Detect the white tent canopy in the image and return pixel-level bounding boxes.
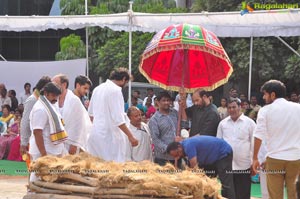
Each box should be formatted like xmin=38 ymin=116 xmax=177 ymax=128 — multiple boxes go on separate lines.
xmin=0 ymin=9 xmax=300 ymax=37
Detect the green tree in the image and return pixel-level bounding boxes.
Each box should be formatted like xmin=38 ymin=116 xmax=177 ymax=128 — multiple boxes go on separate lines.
xmin=96 ymin=31 xmax=154 ymax=82
xmin=55 ymin=34 xmax=86 ymax=60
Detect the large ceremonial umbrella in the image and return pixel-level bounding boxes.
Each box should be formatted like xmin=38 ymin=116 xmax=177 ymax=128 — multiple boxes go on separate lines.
xmin=139 ymin=23 xmax=233 ymax=139
xmin=139 ymin=23 xmax=233 ymax=93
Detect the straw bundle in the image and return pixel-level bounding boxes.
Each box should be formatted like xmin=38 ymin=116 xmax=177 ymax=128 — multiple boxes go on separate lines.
xmin=28 ymin=152 xmax=223 ymax=199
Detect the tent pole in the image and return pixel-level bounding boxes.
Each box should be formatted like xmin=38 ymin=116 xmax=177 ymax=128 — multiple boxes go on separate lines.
xmin=248 ymin=37 xmax=253 ymax=101
xmin=0 ymin=54 xmax=7 ymax=61
xmin=276 ymin=36 xmax=300 ymax=58
xmin=128 ymin=1 xmax=133 ymax=107
xmin=85 ymin=0 xmax=89 ymax=79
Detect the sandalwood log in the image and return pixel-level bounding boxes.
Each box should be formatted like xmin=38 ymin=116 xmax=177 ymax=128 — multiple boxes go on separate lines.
xmin=60 ymin=173 xmax=99 ymax=187
xmin=33 ymin=180 xmax=96 ymax=194
xmin=28 ymin=182 xmax=71 ymax=194
xmin=33 ymin=180 xmax=131 ymax=195
xmin=23 ymin=193 xmax=91 ymax=199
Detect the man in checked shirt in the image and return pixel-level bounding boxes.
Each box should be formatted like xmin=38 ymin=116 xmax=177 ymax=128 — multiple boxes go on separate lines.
xmin=148 ymin=91 xmax=188 ymax=166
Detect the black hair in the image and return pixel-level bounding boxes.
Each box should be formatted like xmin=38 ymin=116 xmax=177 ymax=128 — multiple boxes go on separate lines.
xmin=109 ymin=67 xmax=130 ymax=81
xmin=133 ymin=90 xmax=140 ymax=95
xmin=199 ymin=90 xmax=211 ymax=98
xmin=35 ymin=76 xmax=51 ymax=91
xmin=1 ymin=104 xmax=11 ymax=112
xmin=40 ymin=82 xmax=62 ymax=96
xmin=74 ymin=75 xmax=92 ymax=88
xmin=9 ymin=90 xmax=16 ymax=97
xmin=260 ymin=80 xmax=286 ymax=98
xmin=156 ymin=91 xmax=171 ymax=101
xmin=24 ymin=82 xmax=31 ymax=89
xmin=166 ymin=142 xmax=181 ymax=154
xmin=147 ymin=88 xmax=154 ymax=91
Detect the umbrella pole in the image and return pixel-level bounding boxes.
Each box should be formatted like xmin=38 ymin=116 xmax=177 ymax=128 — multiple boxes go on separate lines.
xmin=175 ymin=50 xmax=188 ymax=169
xmin=176 ymin=49 xmax=188 ymax=136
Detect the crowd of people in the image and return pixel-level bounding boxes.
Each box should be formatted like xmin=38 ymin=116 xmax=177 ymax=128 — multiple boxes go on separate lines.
xmin=0 ymin=68 xmax=299 ymax=199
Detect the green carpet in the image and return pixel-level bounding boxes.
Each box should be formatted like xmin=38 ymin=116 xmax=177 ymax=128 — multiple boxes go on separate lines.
xmin=0 ymin=160 xmax=28 ymax=176
xmin=251 ymin=183 xmax=262 ymax=198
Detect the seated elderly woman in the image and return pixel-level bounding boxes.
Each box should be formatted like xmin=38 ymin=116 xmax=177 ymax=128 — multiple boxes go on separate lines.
xmin=0 ymin=106 xmax=22 ymax=160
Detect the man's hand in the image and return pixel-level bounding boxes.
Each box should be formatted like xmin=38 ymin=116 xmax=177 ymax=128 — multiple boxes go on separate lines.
xmin=69 ymin=144 xmax=77 ymax=155
xmin=252 ymin=159 xmax=260 ymax=175
xmin=129 ymin=136 xmax=138 ymax=147
xmin=175 ymin=136 xmax=183 ymax=142
xmin=20 ymin=145 xmax=28 ymax=155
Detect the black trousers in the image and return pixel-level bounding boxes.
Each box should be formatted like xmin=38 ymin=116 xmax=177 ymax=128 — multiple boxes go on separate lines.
xmin=199 ymin=153 xmax=236 ymax=199
xmin=215 ymin=153 xmax=236 ymax=199
xmin=233 ymin=168 xmax=251 ymax=199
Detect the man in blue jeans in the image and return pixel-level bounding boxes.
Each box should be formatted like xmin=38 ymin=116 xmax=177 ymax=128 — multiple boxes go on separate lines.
xmin=167 ymin=135 xmax=236 ymax=199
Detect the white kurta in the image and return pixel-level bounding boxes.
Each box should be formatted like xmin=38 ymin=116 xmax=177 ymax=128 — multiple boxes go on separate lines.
xmin=87 ymin=79 xmax=127 ymax=162
xmin=60 ymin=90 xmax=92 ymax=151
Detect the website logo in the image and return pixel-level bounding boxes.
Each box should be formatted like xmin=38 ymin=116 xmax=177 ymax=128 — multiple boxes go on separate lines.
xmin=241 ymin=2 xmax=254 ymax=15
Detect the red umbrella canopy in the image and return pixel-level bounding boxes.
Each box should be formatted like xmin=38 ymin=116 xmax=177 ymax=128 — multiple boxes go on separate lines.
xmin=139 ymin=23 xmax=233 ymax=93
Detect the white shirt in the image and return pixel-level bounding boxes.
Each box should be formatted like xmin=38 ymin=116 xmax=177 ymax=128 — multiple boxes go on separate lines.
xmin=29 ymin=99 xmax=65 ymax=156
xmin=126 ymin=123 xmax=153 ymax=162
xmin=217 ymin=114 xmax=256 ymax=170
xmin=87 ymin=79 xmax=127 ymax=162
xmin=59 ymin=90 xmax=92 ymax=151
xmin=254 ymin=98 xmax=300 ymax=160
xmin=20 ymin=92 xmax=31 ymax=104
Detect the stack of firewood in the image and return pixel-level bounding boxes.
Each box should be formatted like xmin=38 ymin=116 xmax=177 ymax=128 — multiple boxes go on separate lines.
xmin=25 ymin=153 xmax=223 ymax=199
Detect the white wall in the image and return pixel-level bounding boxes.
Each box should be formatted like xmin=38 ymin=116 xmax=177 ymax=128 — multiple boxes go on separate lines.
xmin=0 ymin=59 xmax=86 ymax=102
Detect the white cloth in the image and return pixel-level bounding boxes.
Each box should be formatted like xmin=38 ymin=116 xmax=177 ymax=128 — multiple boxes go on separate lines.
xmin=217 ymin=106 xmax=229 ymax=120
xmin=29 ymin=98 xmax=65 ymax=156
xmin=126 ymin=123 xmax=153 ymax=162
xmin=19 ymin=92 xmax=31 ymax=104
xmin=254 ymin=98 xmax=300 ymax=161
xmin=0 ymin=96 xmax=11 ymax=111
xmin=87 ymin=79 xmax=127 ymax=162
xmin=217 ymin=114 xmax=256 ymax=170
xmin=142 ymin=95 xmax=156 ymax=106
xmin=173 ymin=94 xmax=193 ymax=111
xmin=59 ymin=90 xmax=92 ymax=151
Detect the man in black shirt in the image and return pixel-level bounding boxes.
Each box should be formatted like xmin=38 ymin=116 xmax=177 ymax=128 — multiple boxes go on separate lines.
xmin=181 ymin=90 xmax=220 ymax=137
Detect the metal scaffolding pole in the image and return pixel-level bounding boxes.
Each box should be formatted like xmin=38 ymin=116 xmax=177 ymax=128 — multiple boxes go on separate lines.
xmin=248 ymin=37 xmax=253 ymax=100
xmin=128 ymin=1 xmax=133 ymax=107
xmin=85 ymin=0 xmax=89 ymax=78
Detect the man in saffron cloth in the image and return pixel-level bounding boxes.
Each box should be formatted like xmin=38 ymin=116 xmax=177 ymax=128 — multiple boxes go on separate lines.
xmin=87 ymin=67 xmax=138 ymax=162
xmin=29 ymin=82 xmax=67 ymax=181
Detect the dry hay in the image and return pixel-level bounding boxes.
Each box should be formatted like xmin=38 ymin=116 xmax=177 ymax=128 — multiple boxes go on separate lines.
xmin=29 ymin=152 xmax=223 ymax=199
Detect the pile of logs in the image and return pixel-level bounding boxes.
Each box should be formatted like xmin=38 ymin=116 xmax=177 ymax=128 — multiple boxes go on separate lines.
xmin=24 ymin=153 xmax=223 ymax=199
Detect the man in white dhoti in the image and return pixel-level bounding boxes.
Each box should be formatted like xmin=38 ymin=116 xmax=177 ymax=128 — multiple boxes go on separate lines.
xmin=126 ymin=107 xmax=152 ymax=162
xmin=87 ymin=67 xmax=138 ymax=162
xmin=52 ymin=74 xmax=92 ymax=154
